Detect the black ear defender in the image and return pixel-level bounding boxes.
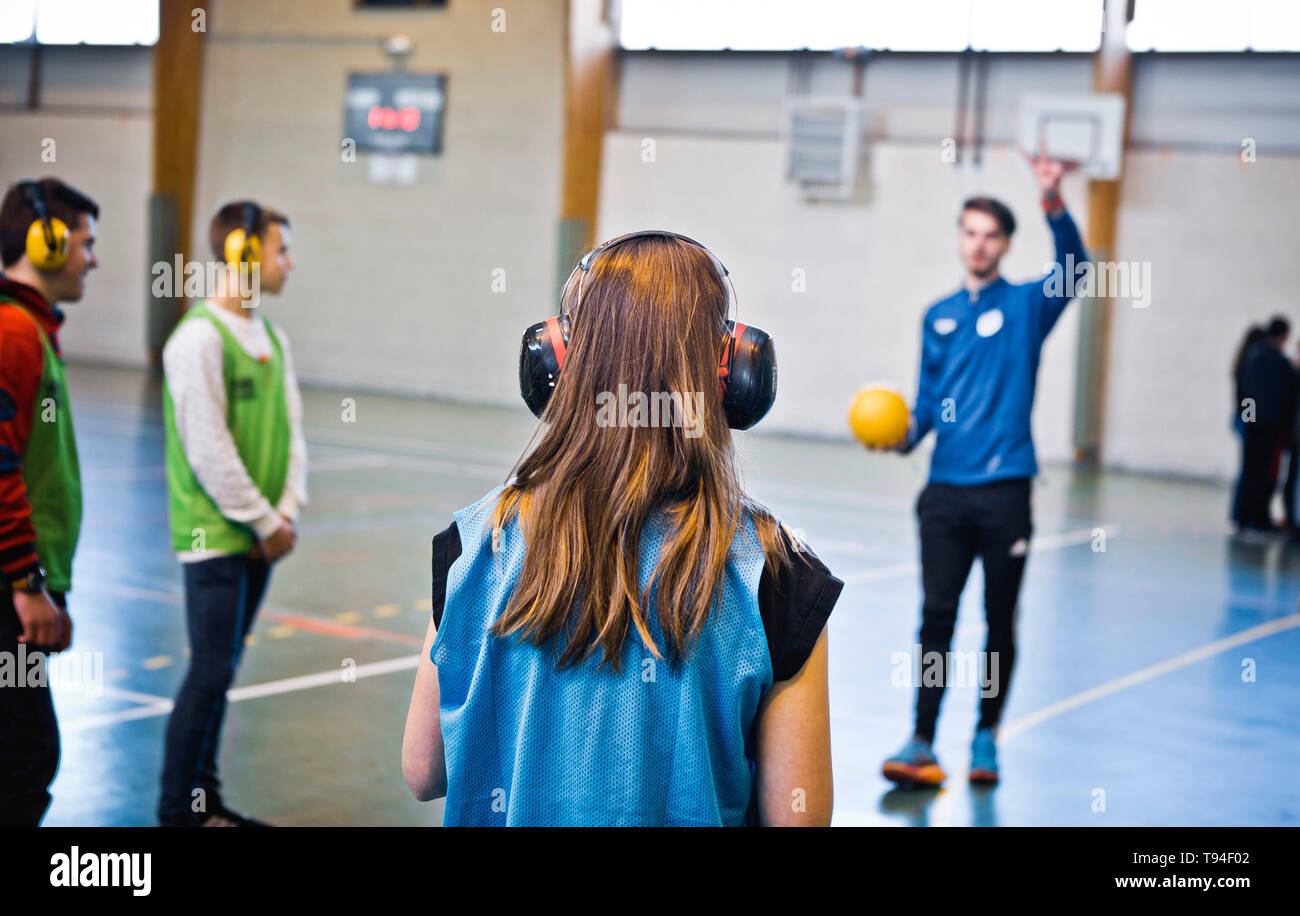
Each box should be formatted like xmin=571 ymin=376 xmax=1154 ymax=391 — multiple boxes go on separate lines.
xmin=518 ymin=230 xmax=777 ymax=430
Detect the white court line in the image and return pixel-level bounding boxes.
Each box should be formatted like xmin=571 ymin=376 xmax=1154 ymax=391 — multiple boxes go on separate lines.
xmin=999 ymin=611 xmax=1300 ymax=742
xmin=65 ymin=701 xmax=175 ymax=731
xmin=66 ymin=525 xmax=1113 ymax=729
xmin=64 ymin=587 xmax=1299 ymax=749
xmin=93 ymin=583 xmax=181 ymax=604
xmin=101 ymin=685 xmax=172 ymax=705
xmin=63 ymin=654 xmax=421 ymax=732
xmin=839 ymin=525 xmax=1114 ymax=584
xmin=68 ymin=615 xmax=1299 ymax=737
xmin=228 ymin=654 xmax=419 ymax=701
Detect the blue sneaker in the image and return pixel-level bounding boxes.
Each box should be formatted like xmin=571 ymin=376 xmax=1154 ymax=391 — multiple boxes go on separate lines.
xmin=970 ymin=727 xmax=999 ymax=785
xmin=882 ymin=737 xmax=945 ymax=787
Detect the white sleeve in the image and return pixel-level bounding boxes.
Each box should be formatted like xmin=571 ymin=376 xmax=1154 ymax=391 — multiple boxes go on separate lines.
xmin=274 ymin=327 xmax=308 ymax=521
xmin=163 ymin=319 xmax=282 ymax=540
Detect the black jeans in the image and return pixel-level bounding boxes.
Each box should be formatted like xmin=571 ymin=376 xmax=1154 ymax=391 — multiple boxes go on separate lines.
xmin=913 ymin=479 xmax=1032 ymax=743
xmin=0 ymin=591 xmax=65 ymax=826
xmin=158 ymin=553 xmax=270 ymax=826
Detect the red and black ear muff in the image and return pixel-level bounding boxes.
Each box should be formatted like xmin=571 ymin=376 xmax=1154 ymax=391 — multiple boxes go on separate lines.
xmin=518 ymin=230 xmax=777 ymax=429
xmin=519 ymin=314 xmax=571 ymax=418
xmin=519 ymin=315 xmax=777 ymax=429
xmin=720 ymin=320 xmax=777 ymax=430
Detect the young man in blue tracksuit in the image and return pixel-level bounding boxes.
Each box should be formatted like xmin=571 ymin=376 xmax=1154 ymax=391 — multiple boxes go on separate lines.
xmin=880 ymin=150 xmax=1086 ymax=788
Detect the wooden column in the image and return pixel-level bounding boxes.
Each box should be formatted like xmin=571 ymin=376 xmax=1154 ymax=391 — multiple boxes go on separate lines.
xmin=148 ymin=0 xmax=207 ymax=361
xmin=557 ymin=0 xmax=618 ymax=294
xmin=1072 ymin=0 xmax=1134 ymax=467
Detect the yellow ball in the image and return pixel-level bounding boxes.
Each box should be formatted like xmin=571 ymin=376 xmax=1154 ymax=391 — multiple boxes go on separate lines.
xmin=848 ymin=387 xmax=910 ymax=448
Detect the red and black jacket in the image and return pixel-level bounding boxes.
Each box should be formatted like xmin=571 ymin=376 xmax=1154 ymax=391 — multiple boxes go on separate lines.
xmin=0 ymin=276 xmax=64 ymax=585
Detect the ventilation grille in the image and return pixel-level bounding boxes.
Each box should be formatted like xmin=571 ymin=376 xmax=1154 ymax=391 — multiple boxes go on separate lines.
xmin=785 ymin=98 xmax=863 ymax=201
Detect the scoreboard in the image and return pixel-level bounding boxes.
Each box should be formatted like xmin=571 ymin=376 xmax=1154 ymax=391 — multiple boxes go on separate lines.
xmin=344 ymin=72 xmax=446 ymax=154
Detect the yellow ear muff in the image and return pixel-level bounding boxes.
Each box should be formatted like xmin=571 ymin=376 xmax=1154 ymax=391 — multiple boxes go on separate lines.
xmin=26 ymin=216 xmax=69 ymax=272
xmin=224 ymin=228 xmax=262 ymax=266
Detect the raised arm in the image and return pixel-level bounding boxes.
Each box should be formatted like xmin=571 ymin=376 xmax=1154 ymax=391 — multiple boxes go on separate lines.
xmin=1026 ymin=143 xmax=1088 ymax=339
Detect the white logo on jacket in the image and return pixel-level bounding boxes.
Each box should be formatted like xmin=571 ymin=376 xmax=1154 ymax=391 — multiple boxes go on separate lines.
xmin=976 ymin=308 xmax=1004 ymax=338
xmin=933 ymin=317 xmax=957 ymax=335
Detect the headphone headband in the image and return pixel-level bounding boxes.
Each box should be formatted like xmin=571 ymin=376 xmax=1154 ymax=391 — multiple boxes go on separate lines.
xmin=576 ymin=230 xmax=729 ymax=278
xmin=242 ymin=201 xmax=262 ymax=237
xmin=19 ymin=180 xmax=48 ymax=219
xmin=567 ymin=230 xmax=734 ymax=323
xmin=223 ymin=201 xmax=265 ymax=266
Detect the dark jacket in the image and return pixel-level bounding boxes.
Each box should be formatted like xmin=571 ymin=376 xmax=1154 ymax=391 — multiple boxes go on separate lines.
xmin=1239 ymin=342 xmax=1298 ymax=429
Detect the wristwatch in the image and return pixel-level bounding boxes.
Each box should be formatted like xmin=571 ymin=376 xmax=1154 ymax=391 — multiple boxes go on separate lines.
xmin=8 ymin=567 xmax=45 ymax=594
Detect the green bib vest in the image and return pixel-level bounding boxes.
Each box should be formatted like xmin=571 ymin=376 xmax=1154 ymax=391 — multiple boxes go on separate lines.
xmin=163 ymin=301 xmax=290 ymax=554
xmin=1 ymin=302 xmax=82 ymax=592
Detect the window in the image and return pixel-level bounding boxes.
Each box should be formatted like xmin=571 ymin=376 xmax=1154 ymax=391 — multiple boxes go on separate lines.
xmin=617 ymin=0 xmax=1103 ymax=53
xmin=1126 ymin=0 xmax=1300 ymax=52
xmin=0 ymin=0 xmax=159 ymax=46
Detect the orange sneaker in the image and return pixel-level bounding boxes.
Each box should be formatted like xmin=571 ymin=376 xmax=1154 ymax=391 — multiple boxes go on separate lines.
xmin=881 ymin=738 xmax=946 ymax=787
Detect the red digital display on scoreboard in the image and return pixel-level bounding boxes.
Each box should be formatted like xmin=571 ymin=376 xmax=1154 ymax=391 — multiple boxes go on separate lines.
xmin=366 ymin=106 xmax=422 ymax=133
xmin=345 ymin=72 xmax=445 ymax=154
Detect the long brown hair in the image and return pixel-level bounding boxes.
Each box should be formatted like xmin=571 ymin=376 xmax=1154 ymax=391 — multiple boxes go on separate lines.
xmin=491 ymin=234 xmax=791 ymax=670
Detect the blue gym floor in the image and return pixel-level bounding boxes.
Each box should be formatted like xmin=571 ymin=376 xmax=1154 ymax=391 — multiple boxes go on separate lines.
xmin=41 ymin=365 xmax=1300 ymax=826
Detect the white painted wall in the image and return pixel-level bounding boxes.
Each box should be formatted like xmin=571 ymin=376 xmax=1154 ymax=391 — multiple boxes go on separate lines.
xmin=0 ymin=113 xmax=152 ymax=366
xmin=0 ymin=46 xmax=152 ymax=366
xmin=1105 ymin=149 xmax=1300 ymax=479
xmin=191 ymin=0 xmax=566 ymax=405
xmin=597 ymin=131 xmax=1085 ymax=462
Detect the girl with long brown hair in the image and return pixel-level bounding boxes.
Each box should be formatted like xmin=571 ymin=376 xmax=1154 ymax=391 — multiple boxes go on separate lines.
xmin=403 ymin=231 xmax=841 ymax=825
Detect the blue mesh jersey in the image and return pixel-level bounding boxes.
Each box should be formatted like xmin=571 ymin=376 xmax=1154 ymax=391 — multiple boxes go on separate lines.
xmin=430 ymin=486 xmax=774 ymax=827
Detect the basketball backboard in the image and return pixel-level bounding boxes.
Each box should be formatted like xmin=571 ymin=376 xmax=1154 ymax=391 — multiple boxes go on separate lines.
xmin=1018 ymin=93 xmax=1126 ymax=180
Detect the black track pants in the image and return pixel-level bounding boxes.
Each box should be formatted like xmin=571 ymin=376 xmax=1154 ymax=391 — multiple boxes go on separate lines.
xmin=913 ymin=478 xmax=1032 ymax=742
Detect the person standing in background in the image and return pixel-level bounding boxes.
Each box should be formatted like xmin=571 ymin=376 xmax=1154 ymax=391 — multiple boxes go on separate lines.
xmin=872 ymin=148 xmax=1086 ymax=788
xmin=1230 ymin=324 xmax=1266 ymax=526
xmin=1234 ymin=315 xmax=1294 ymax=536
xmin=1281 ymin=336 xmax=1300 ymax=535
xmin=157 ymin=201 xmax=307 ymax=827
xmin=0 ymin=178 xmax=99 ymax=825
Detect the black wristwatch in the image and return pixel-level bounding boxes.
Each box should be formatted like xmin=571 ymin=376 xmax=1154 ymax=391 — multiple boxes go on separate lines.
xmin=8 ymin=567 xmax=45 ymax=594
